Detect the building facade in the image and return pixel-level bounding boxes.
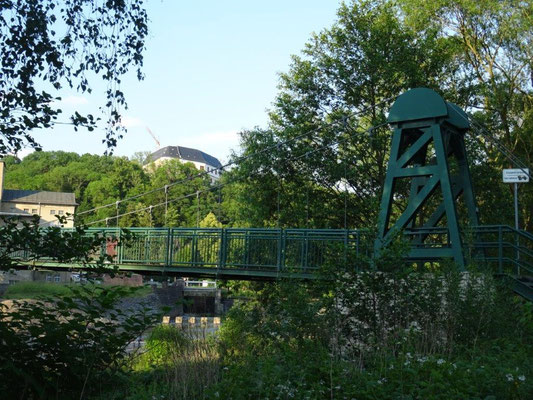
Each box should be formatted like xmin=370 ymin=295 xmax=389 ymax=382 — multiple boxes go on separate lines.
xmin=0 ymin=161 xmax=77 ymax=227
xmin=145 ymin=146 xmax=222 ymax=181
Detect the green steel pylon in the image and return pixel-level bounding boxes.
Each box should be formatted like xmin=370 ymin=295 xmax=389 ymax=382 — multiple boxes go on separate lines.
xmin=375 ymin=88 xmax=479 ymax=268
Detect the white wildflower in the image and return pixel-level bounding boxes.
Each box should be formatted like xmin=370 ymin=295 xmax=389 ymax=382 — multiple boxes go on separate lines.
xmin=506 ymin=374 xmax=514 ymax=382
xmin=437 ymin=359 xmax=445 ymax=365
xmin=518 ymin=375 xmax=526 ymax=382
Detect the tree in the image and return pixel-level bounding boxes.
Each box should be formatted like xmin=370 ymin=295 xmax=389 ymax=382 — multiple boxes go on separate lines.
xmin=130 ymin=150 xmax=153 ymax=166
xmin=224 ymin=0 xmax=533 ymax=232
xmin=0 ymin=215 xmax=117 ymax=270
xmin=399 ymin=0 xmax=533 ymax=229
xmin=199 ymin=212 xmax=223 ymax=228
xmin=0 ymin=0 xmax=148 ymax=156
xmin=143 ymin=160 xmax=219 ymax=227
xmin=224 ymin=0 xmax=458 ymax=229
xmin=0 ymin=284 xmax=157 ymax=399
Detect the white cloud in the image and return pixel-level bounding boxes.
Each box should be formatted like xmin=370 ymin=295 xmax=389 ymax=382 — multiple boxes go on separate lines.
xmin=120 ymin=116 xmax=144 ymax=128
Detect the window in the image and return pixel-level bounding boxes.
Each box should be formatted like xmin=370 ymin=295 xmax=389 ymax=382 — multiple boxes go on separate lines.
xmin=200 ymin=165 xmax=204 ymax=170
xmin=23 ymin=208 xmax=29 ymax=212
xmin=58 ymin=210 xmax=64 ymax=215
xmin=50 ymin=210 xmax=56 ymax=215
xmin=46 ymin=275 xmax=52 ymax=282
xmin=54 ymin=275 xmax=61 ymax=283
xmin=31 ymin=208 xmax=38 ymax=214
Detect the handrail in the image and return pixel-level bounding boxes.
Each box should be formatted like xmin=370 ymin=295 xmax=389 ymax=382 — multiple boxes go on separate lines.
xmin=8 ymin=225 xmax=533 ymax=280
xmin=472 ymin=225 xmax=533 ymax=241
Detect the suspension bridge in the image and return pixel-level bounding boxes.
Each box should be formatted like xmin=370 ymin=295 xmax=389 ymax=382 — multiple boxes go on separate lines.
xmin=14 ymin=88 xmax=533 ymax=300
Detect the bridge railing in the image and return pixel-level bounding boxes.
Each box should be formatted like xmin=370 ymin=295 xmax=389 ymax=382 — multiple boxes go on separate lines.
xmin=468 ymin=225 xmax=533 ymax=277
xmin=81 ymin=227 xmax=375 ymax=274
xmin=7 ymin=225 xmax=532 ymax=278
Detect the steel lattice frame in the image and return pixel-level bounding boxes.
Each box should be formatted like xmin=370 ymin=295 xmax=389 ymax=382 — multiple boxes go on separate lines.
xmin=375 ymin=88 xmax=480 ymax=268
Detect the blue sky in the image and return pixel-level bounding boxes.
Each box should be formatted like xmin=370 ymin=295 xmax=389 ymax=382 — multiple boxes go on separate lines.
xmin=26 ymin=1 xmax=343 ymax=163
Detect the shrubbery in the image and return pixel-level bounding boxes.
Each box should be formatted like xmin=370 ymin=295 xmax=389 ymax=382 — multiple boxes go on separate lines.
xmin=0 ymin=285 xmax=157 ymax=399
xmin=211 ymin=267 xmax=533 ymax=399
xmin=89 ymin=252 xmax=533 ymax=400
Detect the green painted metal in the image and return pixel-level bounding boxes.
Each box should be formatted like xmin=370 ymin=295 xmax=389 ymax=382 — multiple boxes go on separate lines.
xmin=11 ymin=225 xmax=533 ymax=301
xmin=376 ymin=88 xmax=479 ymax=268
xmin=8 ymin=89 xmax=533 ymax=298
xmin=387 ymin=88 xmax=449 ymax=123
xmin=81 ymin=227 xmax=374 ymax=278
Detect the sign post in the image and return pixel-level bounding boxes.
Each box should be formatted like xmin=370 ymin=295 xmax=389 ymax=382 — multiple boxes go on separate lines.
xmin=503 ymin=168 xmax=530 ymax=272
xmin=503 ymin=168 xmax=530 ymax=229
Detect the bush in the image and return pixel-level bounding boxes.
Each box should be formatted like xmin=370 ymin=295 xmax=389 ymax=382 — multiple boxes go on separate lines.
xmin=0 ymin=285 xmax=158 ymax=399
xmin=211 ymin=266 xmax=533 ymax=399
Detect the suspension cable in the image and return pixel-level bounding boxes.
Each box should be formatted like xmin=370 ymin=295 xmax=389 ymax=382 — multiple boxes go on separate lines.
xmin=454 ymin=110 xmax=532 ymax=180
xmin=74 ymin=122 xmax=342 ymax=220
xmin=71 ymin=96 xmax=398 ymax=222
xmin=81 ymin=123 xmax=384 ymax=227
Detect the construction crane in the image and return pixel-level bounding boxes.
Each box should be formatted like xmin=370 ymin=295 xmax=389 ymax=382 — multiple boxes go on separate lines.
xmin=146 ymin=127 xmax=160 ymax=150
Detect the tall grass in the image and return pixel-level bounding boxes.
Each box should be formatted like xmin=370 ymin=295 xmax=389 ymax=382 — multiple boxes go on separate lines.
xmin=3 ymin=281 xmax=153 ymax=299
xmin=130 ymin=325 xmax=220 ymax=400
xmin=3 ymin=281 xmax=72 ymax=299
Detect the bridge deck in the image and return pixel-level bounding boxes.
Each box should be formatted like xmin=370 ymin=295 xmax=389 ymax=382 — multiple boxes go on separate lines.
xmin=15 ymin=225 xmax=533 ymax=284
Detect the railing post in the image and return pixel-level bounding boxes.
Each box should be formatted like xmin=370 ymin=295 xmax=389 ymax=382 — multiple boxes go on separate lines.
xmin=498 ymin=225 xmax=503 ymax=274
xmin=356 ymin=230 xmax=360 ymax=257
xmin=117 ymin=227 xmax=122 ymax=264
xmin=343 ymin=229 xmax=348 ymax=269
xmin=144 ymin=230 xmax=150 ymax=264
xmin=276 ymin=229 xmax=282 ymax=272
xmin=218 ymin=228 xmax=226 ymax=271
xmin=165 ymin=228 xmax=171 ymax=267
xmin=192 ymin=229 xmax=197 ymax=266
xmin=516 ymin=229 xmax=521 ymax=277
xmin=244 ymin=230 xmax=250 ymax=266
xmin=302 ymin=230 xmax=308 ymax=273
xmin=356 ymin=230 xmax=361 ymax=272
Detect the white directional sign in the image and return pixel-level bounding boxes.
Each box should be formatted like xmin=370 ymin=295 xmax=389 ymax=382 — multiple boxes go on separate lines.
xmin=503 ymin=168 xmax=530 ymax=183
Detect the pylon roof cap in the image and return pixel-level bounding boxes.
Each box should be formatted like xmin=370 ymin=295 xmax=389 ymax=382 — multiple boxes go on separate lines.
xmin=387 ymin=88 xmax=469 ymax=129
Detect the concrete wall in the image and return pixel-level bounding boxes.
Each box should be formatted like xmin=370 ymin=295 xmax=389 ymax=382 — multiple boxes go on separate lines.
xmin=153 ymin=281 xmax=185 ymax=317
xmin=0 ymin=270 xmax=72 ymax=284
xmin=33 ymin=270 xmax=71 ymax=283
xmin=103 ymin=273 xmax=143 ymax=287
xmin=0 ymin=270 xmax=34 ymax=284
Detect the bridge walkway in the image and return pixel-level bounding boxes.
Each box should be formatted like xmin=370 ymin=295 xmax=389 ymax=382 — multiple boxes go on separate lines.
xmin=18 ymin=225 xmax=533 ymax=301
